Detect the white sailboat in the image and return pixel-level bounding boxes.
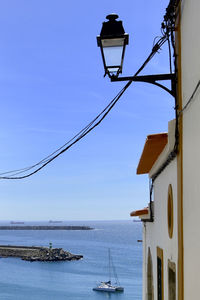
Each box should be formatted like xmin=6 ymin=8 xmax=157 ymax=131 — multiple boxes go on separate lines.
xmin=93 ymin=249 xmax=124 ymax=293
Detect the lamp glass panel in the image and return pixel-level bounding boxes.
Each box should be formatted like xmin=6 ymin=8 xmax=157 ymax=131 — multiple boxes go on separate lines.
xmin=102 ymin=46 xmax=123 ymax=69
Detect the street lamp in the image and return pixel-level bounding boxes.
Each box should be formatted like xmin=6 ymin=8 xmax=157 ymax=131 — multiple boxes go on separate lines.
xmin=97 ymin=9 xmax=178 ymax=224
xmin=97 ymin=14 xmax=176 ymax=98
xmin=97 ymin=14 xmax=129 ymax=78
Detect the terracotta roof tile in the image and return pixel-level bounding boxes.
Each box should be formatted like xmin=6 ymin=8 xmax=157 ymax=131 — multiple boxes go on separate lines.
xmin=130 ymin=207 xmax=148 ymax=217
xmin=137 ymin=133 xmax=168 ymax=174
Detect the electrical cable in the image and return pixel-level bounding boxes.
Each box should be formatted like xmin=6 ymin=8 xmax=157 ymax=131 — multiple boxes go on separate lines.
xmin=178 ymin=80 xmax=200 ymax=117
xmin=0 ymin=92 xmax=121 ymax=176
xmin=0 ymin=83 xmax=131 ymax=179
xmin=0 ymin=20 xmax=170 ymax=180
xmin=167 ymin=36 xmax=172 ymax=74
xmin=145 ymin=0 xmax=180 ymax=223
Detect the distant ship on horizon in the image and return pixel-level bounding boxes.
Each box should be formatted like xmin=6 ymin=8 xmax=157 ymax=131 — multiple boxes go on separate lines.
xmin=49 ymin=220 xmax=63 ymax=223
xmin=10 ymin=221 xmax=24 ymax=224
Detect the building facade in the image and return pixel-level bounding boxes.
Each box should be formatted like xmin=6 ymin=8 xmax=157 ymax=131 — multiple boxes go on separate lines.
xmin=131 ymin=0 xmax=200 ymax=299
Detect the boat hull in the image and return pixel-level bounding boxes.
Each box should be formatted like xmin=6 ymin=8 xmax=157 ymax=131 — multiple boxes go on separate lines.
xmin=93 ymin=287 xmax=116 ymax=292
xmin=115 ymin=287 xmax=124 ymax=291
xmin=93 ymin=285 xmax=124 ymax=293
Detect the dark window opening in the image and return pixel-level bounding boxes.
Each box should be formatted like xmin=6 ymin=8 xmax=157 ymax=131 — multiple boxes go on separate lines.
xmin=168 ymin=264 xmax=176 ymax=300
xmin=147 ymin=248 xmax=154 ymax=300
xmin=157 ymin=256 xmax=162 ymax=300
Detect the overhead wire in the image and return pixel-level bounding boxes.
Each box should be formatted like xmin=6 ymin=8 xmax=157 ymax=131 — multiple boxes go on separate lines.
xmin=178 ymin=80 xmax=200 ymax=117
xmin=0 ymin=83 xmax=131 ymax=179
xmin=145 ymin=0 xmax=180 ymax=222
xmin=0 ymin=84 xmax=129 ymax=177
xmin=0 ymin=31 xmax=168 ymax=179
xmin=0 ymin=92 xmax=121 ymax=176
xmin=167 ymin=36 xmax=172 ymax=74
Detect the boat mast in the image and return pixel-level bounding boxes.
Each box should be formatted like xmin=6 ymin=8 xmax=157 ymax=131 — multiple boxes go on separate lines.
xmin=110 ymin=254 xmax=120 ymax=285
xmin=108 ymin=248 xmax=111 ymax=282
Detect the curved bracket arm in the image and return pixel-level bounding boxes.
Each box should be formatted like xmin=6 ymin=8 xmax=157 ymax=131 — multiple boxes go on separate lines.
xmin=110 ymin=73 xmax=176 ymax=97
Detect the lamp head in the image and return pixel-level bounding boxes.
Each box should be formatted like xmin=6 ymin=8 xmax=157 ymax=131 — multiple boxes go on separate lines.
xmin=97 ymin=14 xmax=129 ymax=78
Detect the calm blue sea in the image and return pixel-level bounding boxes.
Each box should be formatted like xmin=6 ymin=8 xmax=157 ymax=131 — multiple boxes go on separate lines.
xmin=0 ymin=220 xmax=142 ymax=300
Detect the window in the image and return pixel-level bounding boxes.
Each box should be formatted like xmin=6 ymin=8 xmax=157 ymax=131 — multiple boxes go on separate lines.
xmin=157 ymin=247 xmax=164 ymax=300
xmin=167 ymin=184 xmax=174 ymax=239
xmin=147 ymin=248 xmax=154 ymax=300
xmin=168 ymin=260 xmax=176 ymax=300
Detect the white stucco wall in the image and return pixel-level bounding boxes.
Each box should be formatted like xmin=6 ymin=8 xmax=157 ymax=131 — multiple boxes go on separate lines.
xmin=143 ymin=159 xmax=178 ymax=299
xmin=181 ymin=0 xmax=200 ymax=299
xmin=141 ymin=1 xmax=200 ymax=298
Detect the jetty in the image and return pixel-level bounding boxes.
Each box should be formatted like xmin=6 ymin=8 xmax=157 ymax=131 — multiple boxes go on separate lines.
xmin=0 ymin=245 xmax=83 ymax=262
xmin=0 ymin=225 xmax=93 ymax=230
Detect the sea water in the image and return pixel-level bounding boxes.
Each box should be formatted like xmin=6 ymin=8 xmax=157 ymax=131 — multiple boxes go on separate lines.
xmin=0 ymin=220 xmax=142 ymax=300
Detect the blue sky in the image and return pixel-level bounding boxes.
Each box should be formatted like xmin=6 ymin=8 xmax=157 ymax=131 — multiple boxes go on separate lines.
xmin=0 ymin=0 xmax=173 ymax=220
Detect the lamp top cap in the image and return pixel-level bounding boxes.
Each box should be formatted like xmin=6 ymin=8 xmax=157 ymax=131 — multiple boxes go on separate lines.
xmin=106 ymin=14 xmax=119 ymax=21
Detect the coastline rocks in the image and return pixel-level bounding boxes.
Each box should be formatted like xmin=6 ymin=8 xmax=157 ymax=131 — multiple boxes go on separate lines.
xmin=22 ymin=248 xmax=83 ymax=262
xmin=0 ymin=245 xmax=83 ymax=262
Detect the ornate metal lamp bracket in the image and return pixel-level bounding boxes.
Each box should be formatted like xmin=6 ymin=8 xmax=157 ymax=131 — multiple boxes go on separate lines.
xmin=110 ymin=73 xmax=176 ymax=97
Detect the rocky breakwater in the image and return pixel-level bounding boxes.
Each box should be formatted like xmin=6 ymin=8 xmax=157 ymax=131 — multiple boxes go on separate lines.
xmin=0 ymin=245 xmax=83 ymax=262
xmin=0 ymin=225 xmax=93 ymax=230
